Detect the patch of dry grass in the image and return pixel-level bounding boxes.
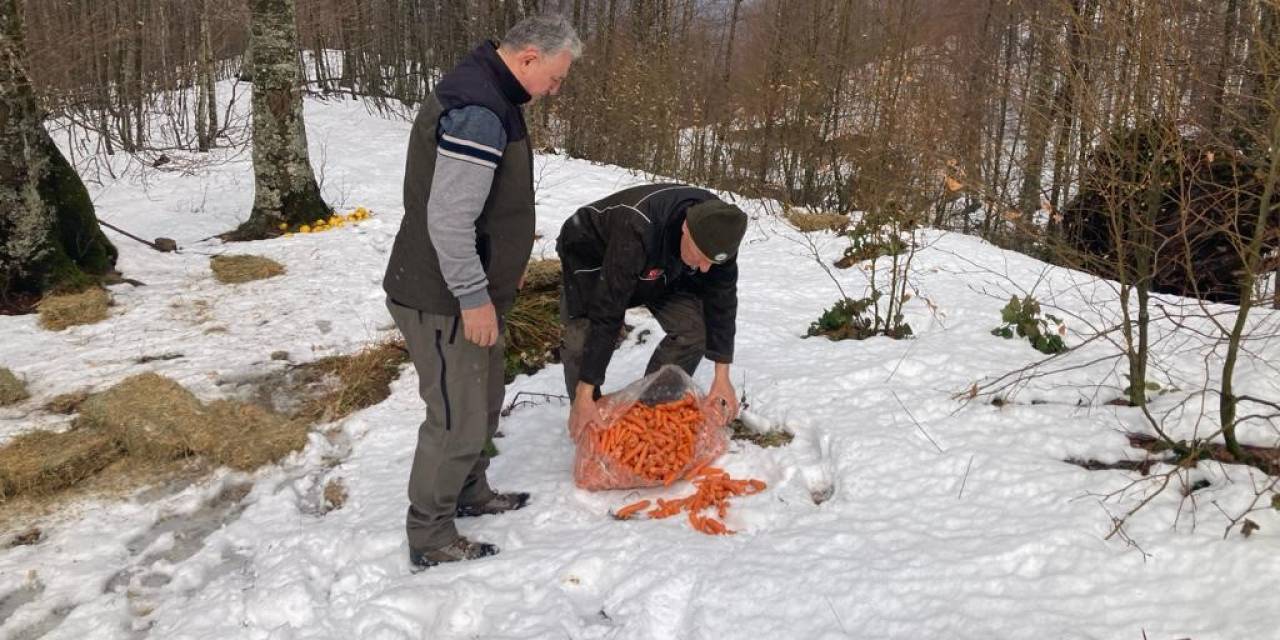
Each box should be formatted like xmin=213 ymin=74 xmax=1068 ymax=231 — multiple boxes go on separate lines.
xmin=37 ymin=288 xmax=110 ymax=330
xmin=210 ymin=254 xmax=285 ymax=284
xmin=202 ymin=400 xmax=308 ymax=470
xmin=295 ymin=339 xmax=409 ymax=423
xmin=8 ymin=527 xmax=42 ymax=547
xmin=0 ymin=427 xmax=124 ymax=501
xmin=0 ymin=372 xmax=309 ymax=506
xmin=0 ymin=368 xmax=29 ymax=406
xmin=785 ymin=209 xmax=849 ymax=233
xmin=44 ymin=389 xmax=90 ymax=414
xmin=729 ymin=418 xmax=795 ymax=448
xmin=322 ymin=477 xmax=348 ymax=513
xmin=0 ymin=336 xmax=410 ymax=523
xmin=76 ymin=373 xmax=208 ymax=460
xmin=0 ymin=455 xmax=209 ymax=532
xmin=505 ymin=259 xmax=562 ymax=383
xmin=506 ymin=291 xmax=560 ymax=381
xmin=522 ymin=258 xmax=562 ymax=291
xmin=74 ymin=373 xmax=308 ymax=470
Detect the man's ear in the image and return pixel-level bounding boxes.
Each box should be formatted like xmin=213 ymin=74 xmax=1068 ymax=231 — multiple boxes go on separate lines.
xmin=516 ymin=46 xmax=541 ymax=68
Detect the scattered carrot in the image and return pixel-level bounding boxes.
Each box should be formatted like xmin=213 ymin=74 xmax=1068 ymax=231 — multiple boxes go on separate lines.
xmin=614 ymin=499 xmax=651 ymax=520
xmin=612 ymin=470 xmax=767 ymax=536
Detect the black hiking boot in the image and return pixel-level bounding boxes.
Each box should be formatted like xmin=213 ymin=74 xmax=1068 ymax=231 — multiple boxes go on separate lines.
xmin=409 ymin=536 xmax=499 ymax=570
xmin=455 ymin=492 xmax=530 ymax=518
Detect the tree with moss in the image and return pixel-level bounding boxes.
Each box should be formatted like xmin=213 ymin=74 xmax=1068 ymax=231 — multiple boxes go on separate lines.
xmin=0 ymin=0 xmax=116 ymax=303
xmin=227 ymin=0 xmax=329 ymax=241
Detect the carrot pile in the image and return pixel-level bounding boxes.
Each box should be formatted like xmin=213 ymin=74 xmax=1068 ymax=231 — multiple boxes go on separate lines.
xmin=613 ymin=466 xmax=767 ymax=535
xmin=587 ymin=393 xmax=704 ymax=486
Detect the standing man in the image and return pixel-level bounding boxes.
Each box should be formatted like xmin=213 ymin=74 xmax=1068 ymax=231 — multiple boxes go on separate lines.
xmin=556 ymin=184 xmax=749 ymax=437
xmin=383 ymin=14 xmax=581 ymax=570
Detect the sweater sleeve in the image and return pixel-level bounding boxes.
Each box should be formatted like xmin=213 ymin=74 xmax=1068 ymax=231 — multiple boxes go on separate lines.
xmin=425 ymin=105 xmax=507 ymax=309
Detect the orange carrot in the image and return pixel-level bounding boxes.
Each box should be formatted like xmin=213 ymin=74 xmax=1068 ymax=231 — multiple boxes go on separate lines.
xmin=584 ymin=397 xmax=708 ymax=484
xmin=607 ymin=470 xmax=767 ymax=535
xmin=615 ymin=499 xmax=651 ymax=520
xmin=578 ymin=386 xmax=741 ymax=495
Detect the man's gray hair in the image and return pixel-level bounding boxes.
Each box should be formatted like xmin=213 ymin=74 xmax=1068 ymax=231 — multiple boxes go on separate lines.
xmin=500 ymin=13 xmax=583 ymax=59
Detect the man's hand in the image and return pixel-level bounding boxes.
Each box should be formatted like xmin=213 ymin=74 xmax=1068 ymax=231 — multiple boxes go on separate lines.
xmin=461 ymin=302 xmax=499 ymax=347
xmin=568 ymin=382 xmax=603 ymax=438
xmin=704 ymin=363 xmax=739 ymax=426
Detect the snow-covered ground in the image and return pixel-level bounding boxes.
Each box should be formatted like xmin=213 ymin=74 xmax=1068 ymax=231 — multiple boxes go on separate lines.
xmin=2 ymin=87 xmax=1279 ymax=640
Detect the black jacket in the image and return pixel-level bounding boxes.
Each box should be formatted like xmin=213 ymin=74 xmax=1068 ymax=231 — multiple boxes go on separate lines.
xmin=556 ymin=184 xmax=739 ymax=386
xmin=383 ymin=41 xmax=534 ymax=315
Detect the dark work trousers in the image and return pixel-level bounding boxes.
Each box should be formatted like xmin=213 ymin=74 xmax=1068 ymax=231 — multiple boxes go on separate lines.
xmin=560 ymin=289 xmax=706 ymax=399
xmin=387 ymin=298 xmax=502 ymax=552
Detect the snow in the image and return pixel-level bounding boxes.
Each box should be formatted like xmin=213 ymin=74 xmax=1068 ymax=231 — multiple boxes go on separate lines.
xmin=2 ymin=86 xmax=1279 ymax=640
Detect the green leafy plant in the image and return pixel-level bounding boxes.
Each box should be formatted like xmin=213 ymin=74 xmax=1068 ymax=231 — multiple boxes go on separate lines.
xmin=808 ymin=291 xmax=913 ymax=341
xmin=991 ymin=295 xmax=1066 ymax=354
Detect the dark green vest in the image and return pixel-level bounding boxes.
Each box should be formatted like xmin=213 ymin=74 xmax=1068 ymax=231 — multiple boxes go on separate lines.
xmin=383 ymin=43 xmax=535 ymax=315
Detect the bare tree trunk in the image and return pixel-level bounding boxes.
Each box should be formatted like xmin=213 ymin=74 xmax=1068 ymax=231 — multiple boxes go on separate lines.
xmin=241 ymin=27 xmax=255 ymax=82
xmin=0 ymin=0 xmax=116 ymax=299
xmin=1245 ymin=0 xmax=1279 ymax=133
xmin=1222 ymin=119 xmax=1279 ymax=459
xmin=96 ymin=33 xmax=117 ymax=156
xmin=196 ymin=0 xmax=217 ymax=152
xmin=1116 ymin=5 xmax=1166 ymax=408
xmin=132 ymin=0 xmax=147 ymax=150
xmin=1202 ymin=0 xmax=1240 ymax=131
xmin=940 ymin=0 xmax=996 ymax=228
xmin=1018 ymin=19 xmax=1055 ymax=218
xmin=601 ymin=0 xmax=617 ymax=101
xmin=338 ymin=3 xmax=357 ymax=92
xmin=119 ymin=11 xmax=137 ymax=152
xmin=723 ymin=0 xmax=742 ymax=84
xmin=228 ymin=0 xmax=329 ymax=241
xmin=1223 ymin=0 xmax=1280 ymax=456
xmin=1049 ymin=0 xmax=1093 ymax=222
xmin=982 ymin=19 xmax=1018 ymax=239
xmin=758 ymin=0 xmax=787 ymax=185
xmin=1127 ymin=152 xmax=1164 ymax=408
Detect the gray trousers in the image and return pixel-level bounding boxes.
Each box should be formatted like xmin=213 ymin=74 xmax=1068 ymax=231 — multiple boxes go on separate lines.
xmin=387 ymin=298 xmax=502 ymax=552
xmin=560 ymin=290 xmax=706 ymax=399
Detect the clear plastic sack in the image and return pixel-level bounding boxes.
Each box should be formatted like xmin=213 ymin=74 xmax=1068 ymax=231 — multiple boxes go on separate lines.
xmin=572 ymin=365 xmax=730 ymax=491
